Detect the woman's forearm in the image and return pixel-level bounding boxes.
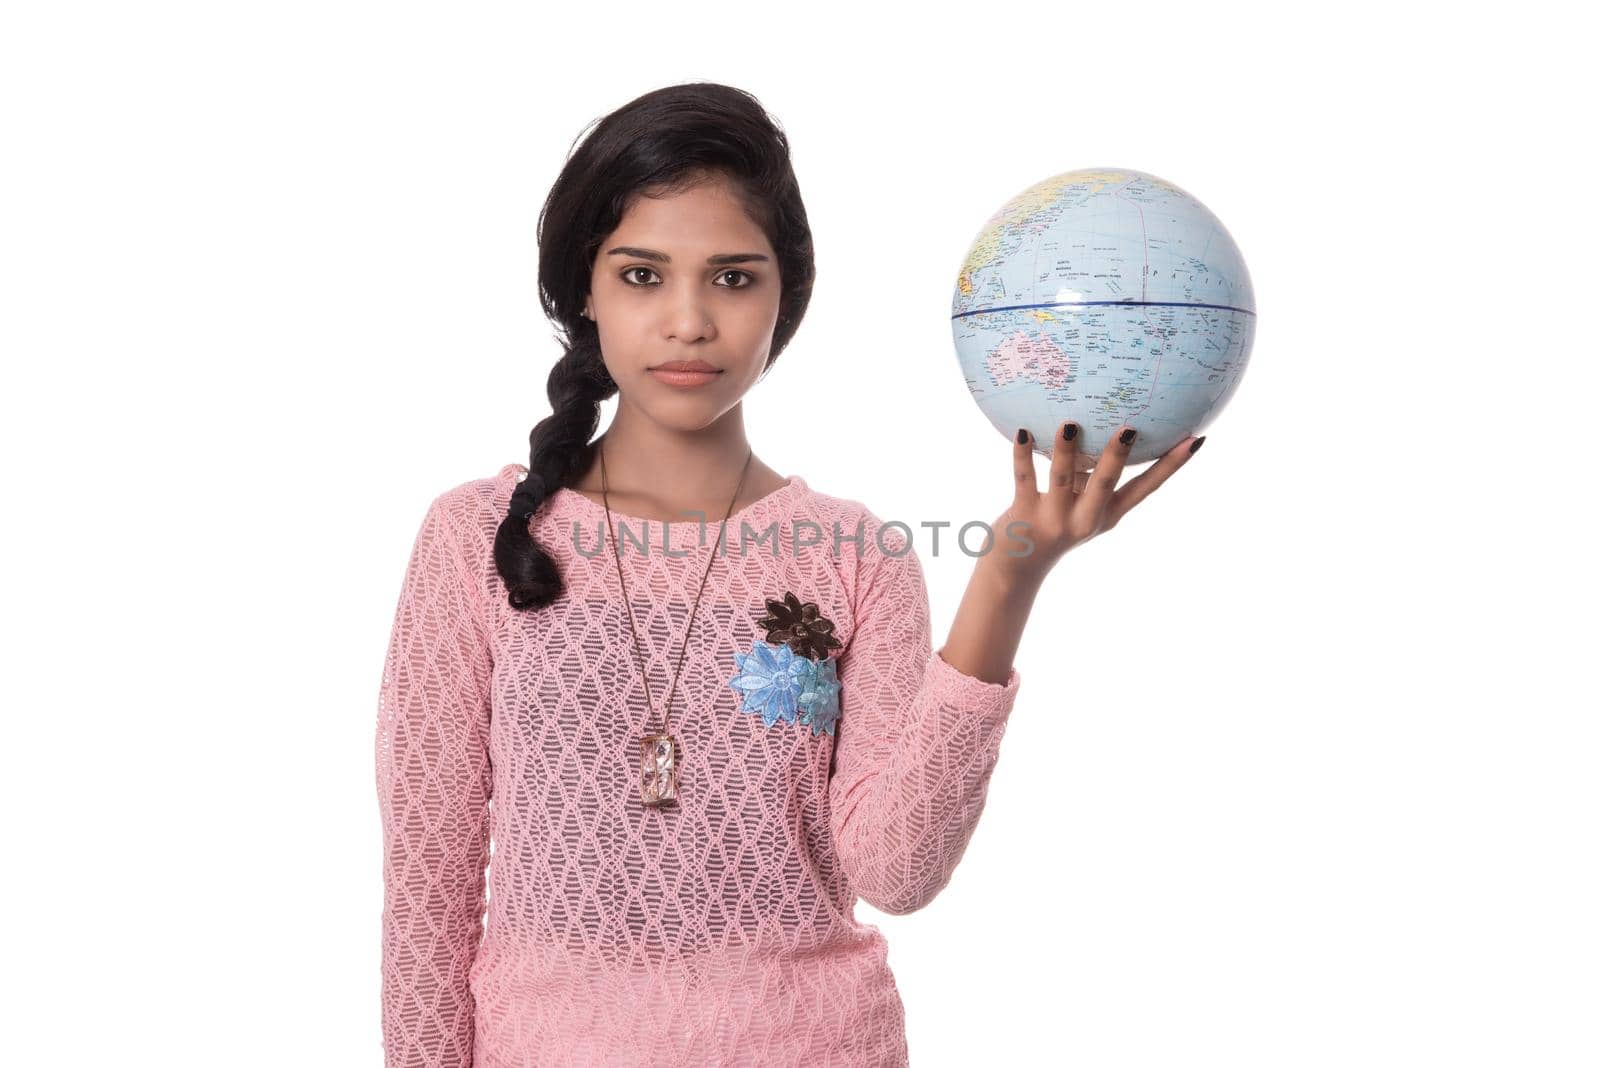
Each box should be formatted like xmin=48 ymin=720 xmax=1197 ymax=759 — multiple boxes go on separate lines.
xmin=938 ymin=552 xmax=1044 ymax=685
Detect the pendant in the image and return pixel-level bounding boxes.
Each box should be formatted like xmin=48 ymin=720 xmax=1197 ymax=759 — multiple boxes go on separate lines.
xmin=639 ymin=732 xmax=681 ymax=807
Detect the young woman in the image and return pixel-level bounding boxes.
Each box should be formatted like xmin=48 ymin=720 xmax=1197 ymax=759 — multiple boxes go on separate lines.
xmin=375 ymin=81 xmax=1203 ymax=1068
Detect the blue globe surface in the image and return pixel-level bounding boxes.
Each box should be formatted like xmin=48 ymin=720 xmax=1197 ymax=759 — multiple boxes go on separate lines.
xmin=951 ymin=168 xmax=1256 ymax=469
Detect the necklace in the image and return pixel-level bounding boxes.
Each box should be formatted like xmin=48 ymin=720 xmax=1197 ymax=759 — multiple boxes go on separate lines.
xmin=599 ymin=438 xmax=754 ymax=808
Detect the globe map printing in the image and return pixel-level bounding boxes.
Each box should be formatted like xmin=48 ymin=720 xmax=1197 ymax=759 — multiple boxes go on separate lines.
xmin=951 ymin=168 xmax=1256 ymax=469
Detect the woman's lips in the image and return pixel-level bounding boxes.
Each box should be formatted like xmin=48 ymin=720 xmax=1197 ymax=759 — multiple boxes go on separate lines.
xmin=648 ymin=367 xmax=722 ymax=388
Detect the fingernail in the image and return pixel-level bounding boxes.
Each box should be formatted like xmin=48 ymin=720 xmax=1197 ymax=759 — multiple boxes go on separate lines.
xmin=1063 ymin=424 xmax=1077 ymax=441
xmin=1119 ymin=427 xmax=1137 ymax=445
xmin=1189 ymin=435 xmax=1206 ymax=455
xmin=1016 ymin=428 xmax=1030 ymax=444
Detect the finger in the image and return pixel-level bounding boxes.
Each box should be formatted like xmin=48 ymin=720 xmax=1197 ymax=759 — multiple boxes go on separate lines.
xmin=1080 ymin=424 xmax=1138 ymax=516
xmin=1046 ymin=420 xmax=1081 ymax=500
xmin=1106 ymin=435 xmax=1203 ymax=526
xmin=1013 ymin=427 xmax=1040 ymax=503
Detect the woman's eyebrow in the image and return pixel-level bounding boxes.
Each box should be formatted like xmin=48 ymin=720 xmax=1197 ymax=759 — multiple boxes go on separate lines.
xmin=605 ymin=246 xmax=770 ymax=266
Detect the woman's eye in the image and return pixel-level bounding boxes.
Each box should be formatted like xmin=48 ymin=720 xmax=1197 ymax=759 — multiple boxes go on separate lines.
xmin=717 ymin=270 xmax=753 ymax=288
xmin=622 ymin=266 xmax=659 ymax=286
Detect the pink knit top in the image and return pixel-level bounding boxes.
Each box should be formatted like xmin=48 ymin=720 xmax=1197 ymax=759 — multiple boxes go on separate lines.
xmin=376 ymin=462 xmax=1022 ymax=1067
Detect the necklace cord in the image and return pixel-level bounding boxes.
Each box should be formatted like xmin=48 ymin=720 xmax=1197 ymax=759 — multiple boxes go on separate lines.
xmin=600 ymin=440 xmax=755 ymax=739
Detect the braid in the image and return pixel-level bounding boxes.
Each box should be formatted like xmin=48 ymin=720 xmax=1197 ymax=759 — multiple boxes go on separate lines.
xmin=493 ymin=334 xmax=616 ymax=610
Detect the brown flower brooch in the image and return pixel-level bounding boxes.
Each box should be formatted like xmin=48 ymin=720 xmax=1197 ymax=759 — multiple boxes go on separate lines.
xmin=757 ymin=591 xmax=843 ymax=660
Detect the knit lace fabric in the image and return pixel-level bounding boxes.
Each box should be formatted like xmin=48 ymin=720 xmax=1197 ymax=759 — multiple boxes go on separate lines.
xmin=376 ymin=463 xmax=1022 ymax=1067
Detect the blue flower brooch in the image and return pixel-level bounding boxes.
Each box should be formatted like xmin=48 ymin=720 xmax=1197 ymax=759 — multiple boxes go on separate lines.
xmin=727 ymin=591 xmax=844 ymax=736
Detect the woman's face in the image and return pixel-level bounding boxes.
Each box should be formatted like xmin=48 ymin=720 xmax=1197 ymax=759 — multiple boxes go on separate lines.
xmin=585 ymin=174 xmax=782 ymax=431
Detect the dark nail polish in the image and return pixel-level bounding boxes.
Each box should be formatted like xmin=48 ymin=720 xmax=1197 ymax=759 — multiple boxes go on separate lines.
xmin=1119 ymin=427 xmax=1136 ymax=445
xmin=1016 ymin=428 xmax=1030 ymax=444
xmin=1189 ymin=436 xmax=1206 ymax=455
xmin=1063 ymin=424 xmax=1077 ymax=441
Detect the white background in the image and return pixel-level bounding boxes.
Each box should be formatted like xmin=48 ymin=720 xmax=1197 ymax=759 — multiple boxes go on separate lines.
xmin=4 ymin=2 xmax=1595 ymax=1065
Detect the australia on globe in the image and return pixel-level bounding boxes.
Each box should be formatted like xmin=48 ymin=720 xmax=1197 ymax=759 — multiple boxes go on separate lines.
xmin=951 ymin=167 xmax=1256 ymax=469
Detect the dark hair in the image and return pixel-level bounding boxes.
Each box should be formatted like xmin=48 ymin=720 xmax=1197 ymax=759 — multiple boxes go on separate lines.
xmin=493 ymin=82 xmax=816 ymax=611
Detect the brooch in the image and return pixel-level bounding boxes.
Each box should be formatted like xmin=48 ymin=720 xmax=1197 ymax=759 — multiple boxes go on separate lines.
xmin=757 ymin=591 xmax=843 ymax=659
xmin=726 ymin=591 xmax=843 ymax=736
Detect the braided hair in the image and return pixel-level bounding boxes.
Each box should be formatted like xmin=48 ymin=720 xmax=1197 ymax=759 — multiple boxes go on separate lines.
xmin=493 ymin=81 xmax=816 ymax=611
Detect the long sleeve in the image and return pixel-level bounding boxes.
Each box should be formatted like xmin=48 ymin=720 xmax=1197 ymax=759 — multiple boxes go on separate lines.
xmin=375 ymin=493 xmax=494 ymax=1068
xmin=826 ymin=533 xmax=1021 ymax=916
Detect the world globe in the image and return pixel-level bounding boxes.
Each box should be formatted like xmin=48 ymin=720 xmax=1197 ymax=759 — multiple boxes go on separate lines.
xmin=951 ymin=167 xmax=1256 ymax=469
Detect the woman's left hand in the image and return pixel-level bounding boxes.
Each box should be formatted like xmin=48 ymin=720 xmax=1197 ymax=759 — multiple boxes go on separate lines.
xmin=984 ymin=421 xmax=1205 ymax=587
xmin=937 ymin=421 xmax=1205 ymax=685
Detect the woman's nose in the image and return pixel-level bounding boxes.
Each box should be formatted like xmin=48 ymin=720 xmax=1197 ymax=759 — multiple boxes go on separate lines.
xmin=665 ymin=295 xmax=714 ymax=340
